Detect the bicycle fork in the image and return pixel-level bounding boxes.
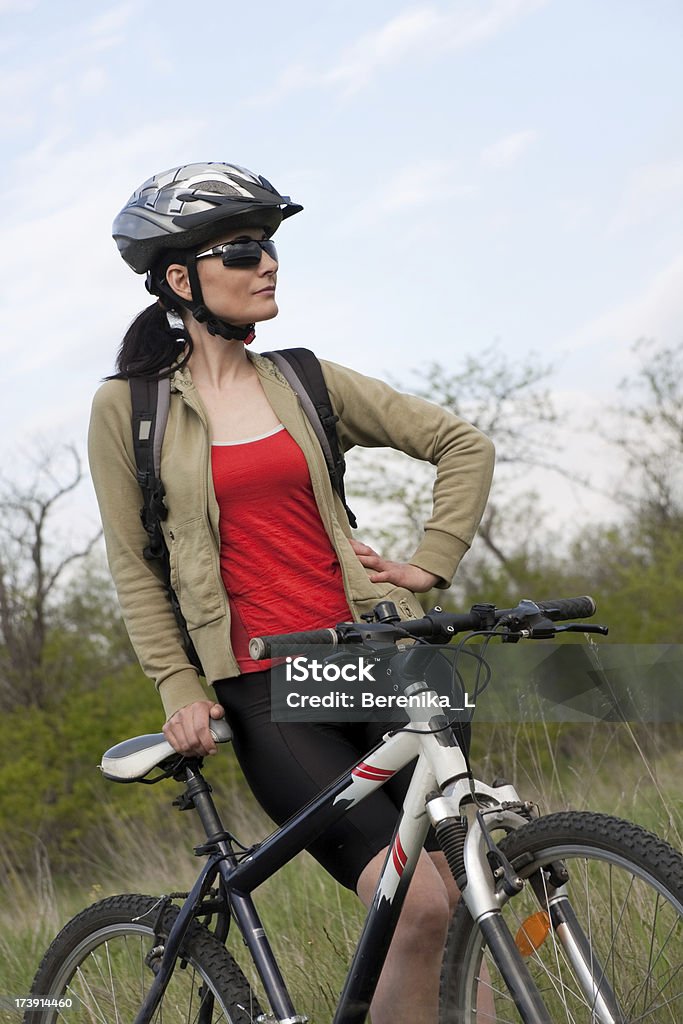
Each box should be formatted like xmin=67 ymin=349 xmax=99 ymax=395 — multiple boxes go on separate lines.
xmin=427 ymin=794 xmax=626 ymax=1024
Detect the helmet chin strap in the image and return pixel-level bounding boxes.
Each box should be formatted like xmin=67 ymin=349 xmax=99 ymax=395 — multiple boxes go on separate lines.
xmin=150 ymin=254 xmax=256 ymax=345
xmin=185 ymin=252 xmax=256 ymax=344
xmin=190 ymin=305 xmax=256 ymax=345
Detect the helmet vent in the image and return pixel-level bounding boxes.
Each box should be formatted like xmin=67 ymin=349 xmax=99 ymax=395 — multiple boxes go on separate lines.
xmin=193 ymin=180 xmax=242 ymax=196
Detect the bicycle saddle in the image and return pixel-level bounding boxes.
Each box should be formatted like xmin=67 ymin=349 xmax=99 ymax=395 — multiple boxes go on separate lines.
xmin=99 ymin=718 xmax=233 ymax=782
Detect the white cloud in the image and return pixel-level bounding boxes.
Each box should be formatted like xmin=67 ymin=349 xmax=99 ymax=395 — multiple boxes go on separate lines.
xmin=0 ymin=0 xmax=35 ymax=11
xmin=325 ymin=8 xmax=442 ymax=95
xmin=333 ymin=0 xmax=548 ymax=96
xmin=6 ymin=114 xmax=206 ymax=224
xmin=382 ymin=160 xmax=475 ymax=209
xmin=559 ymin=250 xmax=683 ymax=363
xmin=255 ymin=0 xmax=549 ymax=102
xmin=480 ymin=129 xmax=537 ymax=168
xmin=0 ymin=3 xmax=134 ymax=135
xmin=609 ymin=157 xmax=683 ymax=233
xmin=0 ymin=65 xmax=42 ymax=132
xmin=340 ymin=157 xmax=475 ymax=229
xmin=79 ymin=66 xmax=108 ymax=94
xmin=553 ymin=196 xmax=593 ymax=234
xmin=0 ymin=117 xmax=207 ymax=383
xmin=84 ymin=2 xmax=137 ymax=49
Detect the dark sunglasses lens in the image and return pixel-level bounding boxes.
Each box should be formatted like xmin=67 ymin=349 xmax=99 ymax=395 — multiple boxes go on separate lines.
xmin=261 ymin=239 xmax=277 ymax=261
xmin=220 ymin=239 xmax=278 ymax=267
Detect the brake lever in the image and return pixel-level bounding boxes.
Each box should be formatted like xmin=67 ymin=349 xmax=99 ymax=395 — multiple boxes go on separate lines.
xmin=509 ymin=622 xmax=610 ymax=640
xmin=554 ymin=623 xmax=609 ymax=636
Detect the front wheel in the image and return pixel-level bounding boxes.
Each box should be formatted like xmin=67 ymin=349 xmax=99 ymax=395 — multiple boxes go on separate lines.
xmin=25 ymin=893 xmax=263 ymax=1024
xmin=441 ymin=811 xmax=683 ymax=1023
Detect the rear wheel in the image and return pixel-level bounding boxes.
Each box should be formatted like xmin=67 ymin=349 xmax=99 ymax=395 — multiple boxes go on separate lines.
xmin=26 ymin=893 xmax=263 ymax=1024
xmin=441 ymin=812 xmax=683 ymax=1022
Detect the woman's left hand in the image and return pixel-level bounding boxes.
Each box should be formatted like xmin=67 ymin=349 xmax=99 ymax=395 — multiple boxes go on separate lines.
xmin=349 ymin=539 xmax=440 ymax=593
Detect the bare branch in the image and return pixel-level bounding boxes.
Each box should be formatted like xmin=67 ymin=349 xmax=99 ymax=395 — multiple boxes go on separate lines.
xmin=44 ymin=530 xmax=103 ymax=597
xmin=350 ymin=345 xmax=587 ymax=567
xmin=0 ymin=442 xmax=102 ymax=708
xmin=599 ymin=338 xmax=683 ymax=525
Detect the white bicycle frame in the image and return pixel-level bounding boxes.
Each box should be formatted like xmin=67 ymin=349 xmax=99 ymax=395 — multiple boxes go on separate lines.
xmin=106 ymin=673 xmax=622 ymax=1024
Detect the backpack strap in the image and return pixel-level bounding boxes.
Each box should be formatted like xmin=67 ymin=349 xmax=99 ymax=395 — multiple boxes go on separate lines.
xmin=265 ymin=348 xmax=357 ymax=528
xmin=129 ymin=376 xmax=170 ymax=561
xmin=129 ymin=376 xmax=203 ymax=674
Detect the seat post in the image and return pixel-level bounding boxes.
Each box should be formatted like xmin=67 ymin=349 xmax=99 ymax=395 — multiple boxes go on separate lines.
xmin=178 ymin=763 xmax=231 ymax=848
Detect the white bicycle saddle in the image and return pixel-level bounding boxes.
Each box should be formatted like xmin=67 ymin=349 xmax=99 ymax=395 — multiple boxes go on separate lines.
xmin=100 ymin=718 xmax=233 ymax=782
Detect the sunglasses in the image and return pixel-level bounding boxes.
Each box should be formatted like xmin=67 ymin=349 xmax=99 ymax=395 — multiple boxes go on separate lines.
xmin=194 ymin=238 xmax=278 ymax=268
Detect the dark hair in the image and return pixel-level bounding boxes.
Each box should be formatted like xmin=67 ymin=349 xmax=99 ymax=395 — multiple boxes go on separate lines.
xmin=109 ymin=302 xmax=192 ymax=380
xmin=109 ymin=250 xmax=192 ymax=380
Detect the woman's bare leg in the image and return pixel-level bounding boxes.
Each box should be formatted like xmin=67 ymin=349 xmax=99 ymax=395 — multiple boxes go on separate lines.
xmin=356 ymin=848 xmax=451 ymax=1024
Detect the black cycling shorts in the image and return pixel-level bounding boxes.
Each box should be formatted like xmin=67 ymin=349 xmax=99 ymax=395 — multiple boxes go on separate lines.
xmin=214 ymin=670 xmax=470 ymax=891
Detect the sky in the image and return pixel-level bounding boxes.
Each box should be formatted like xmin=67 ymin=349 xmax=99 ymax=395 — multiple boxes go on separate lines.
xmin=2 ymin=0 xmax=683 ymax=542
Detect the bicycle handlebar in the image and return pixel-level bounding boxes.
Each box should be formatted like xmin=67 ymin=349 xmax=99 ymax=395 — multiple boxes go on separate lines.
xmin=248 ymin=595 xmax=598 ymax=660
xmin=250 ymin=628 xmax=339 ymax=652
xmin=535 ymin=596 xmax=596 ymax=621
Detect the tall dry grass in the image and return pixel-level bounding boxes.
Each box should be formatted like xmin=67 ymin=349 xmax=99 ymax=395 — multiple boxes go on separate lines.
xmin=1 ymin=724 xmax=681 ymax=1023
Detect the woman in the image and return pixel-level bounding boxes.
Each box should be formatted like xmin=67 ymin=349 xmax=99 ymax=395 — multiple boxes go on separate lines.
xmin=89 ymin=161 xmax=495 ymax=1024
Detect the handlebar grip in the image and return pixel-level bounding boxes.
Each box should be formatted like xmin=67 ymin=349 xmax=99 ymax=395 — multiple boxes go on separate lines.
xmin=249 ymin=628 xmax=339 ymax=661
xmin=536 ymin=596 xmax=596 ymax=621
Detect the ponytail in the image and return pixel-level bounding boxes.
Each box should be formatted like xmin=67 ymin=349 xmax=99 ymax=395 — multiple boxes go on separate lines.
xmin=108 ymin=302 xmax=193 ymax=380
xmin=108 ymin=247 xmax=195 ymax=380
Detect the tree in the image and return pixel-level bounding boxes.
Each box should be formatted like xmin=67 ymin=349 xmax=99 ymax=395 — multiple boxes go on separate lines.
xmin=603 ymin=338 xmax=683 ymax=533
xmin=0 ymin=444 xmax=103 ymax=710
xmin=348 ymin=345 xmax=583 ymax=592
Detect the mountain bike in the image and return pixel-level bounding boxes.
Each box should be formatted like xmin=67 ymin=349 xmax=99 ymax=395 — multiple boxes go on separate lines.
xmin=26 ymin=596 xmax=683 ymax=1023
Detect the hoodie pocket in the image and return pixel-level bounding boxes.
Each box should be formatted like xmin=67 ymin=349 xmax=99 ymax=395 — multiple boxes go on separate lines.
xmin=167 ymin=517 xmax=224 ymax=629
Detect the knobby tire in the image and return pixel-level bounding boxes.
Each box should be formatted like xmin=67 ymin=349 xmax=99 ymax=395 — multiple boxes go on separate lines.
xmin=440 ymin=811 xmax=683 ymax=1023
xmin=25 ymin=893 xmax=263 ymax=1024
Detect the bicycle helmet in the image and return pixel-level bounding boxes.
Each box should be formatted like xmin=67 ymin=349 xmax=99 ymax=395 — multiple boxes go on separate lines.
xmin=113 ymin=162 xmax=303 ymax=341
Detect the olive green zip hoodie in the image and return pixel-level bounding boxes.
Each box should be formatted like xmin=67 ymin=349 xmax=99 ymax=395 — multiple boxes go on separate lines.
xmin=88 ymin=353 xmax=494 ymax=719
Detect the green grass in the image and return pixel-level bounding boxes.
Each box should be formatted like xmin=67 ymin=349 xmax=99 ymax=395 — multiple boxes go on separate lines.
xmin=1 ymin=726 xmax=681 ymax=1023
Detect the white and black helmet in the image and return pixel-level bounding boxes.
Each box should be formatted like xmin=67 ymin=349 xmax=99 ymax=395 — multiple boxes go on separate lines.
xmin=113 ymin=162 xmax=302 ymax=342
xmin=113 ymin=162 xmax=303 ymax=274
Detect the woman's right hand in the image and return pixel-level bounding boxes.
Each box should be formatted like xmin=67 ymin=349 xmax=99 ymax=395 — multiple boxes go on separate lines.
xmin=163 ymin=700 xmax=226 ymax=757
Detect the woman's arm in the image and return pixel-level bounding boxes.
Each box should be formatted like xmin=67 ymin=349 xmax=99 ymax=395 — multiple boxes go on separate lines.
xmin=321 ymin=360 xmax=495 ymax=587
xmin=88 ymin=380 xmax=209 ymax=717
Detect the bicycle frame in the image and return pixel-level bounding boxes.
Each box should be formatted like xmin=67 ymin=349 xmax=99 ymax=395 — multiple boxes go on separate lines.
xmin=130 ymin=674 xmax=622 ymax=1024
xmin=134 ymin=723 xmax=430 ymax=1024
xmin=131 ymin=670 xmax=550 ymax=1024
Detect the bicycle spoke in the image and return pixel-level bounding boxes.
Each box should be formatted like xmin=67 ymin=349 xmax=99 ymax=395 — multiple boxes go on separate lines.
xmin=443 ymin=814 xmax=683 ymax=1024
xmin=628 ymin=962 xmax=682 ymax=1023
xmin=502 ymin=874 xmax=584 ymax=1019
xmin=25 ymin=900 xmax=254 ymax=1024
xmin=626 ymin=902 xmax=680 ymax=1019
xmin=628 ymin=980 xmax=683 ymax=1023
xmin=579 ymin=854 xmax=615 ymax=1022
xmin=472 ymin=973 xmax=518 ymax=1024
xmin=104 ymin=940 xmax=122 ymax=1024
xmin=70 ymin=963 xmax=110 ymax=1024
xmin=543 ymin=866 xmax=580 ymax=1021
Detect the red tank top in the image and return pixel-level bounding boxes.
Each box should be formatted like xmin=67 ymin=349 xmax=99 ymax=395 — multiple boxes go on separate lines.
xmin=211 ymin=426 xmax=352 ymax=673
